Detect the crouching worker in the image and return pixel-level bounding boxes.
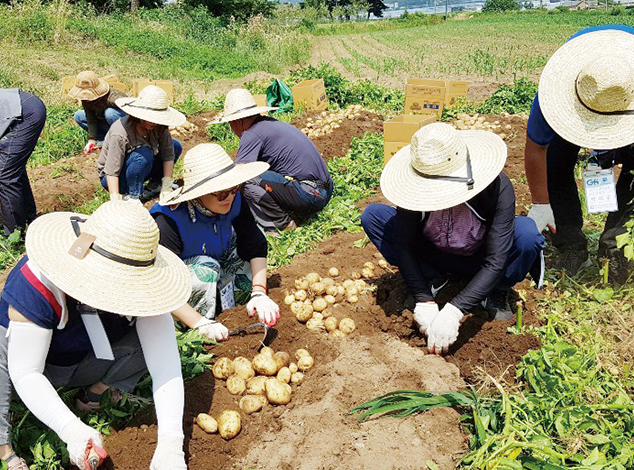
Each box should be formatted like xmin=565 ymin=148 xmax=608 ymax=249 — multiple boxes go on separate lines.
xmin=0 ymin=201 xmax=193 ymax=470
xmin=361 ymin=123 xmax=545 ymax=355
xmin=151 ymin=143 xmax=280 ymax=342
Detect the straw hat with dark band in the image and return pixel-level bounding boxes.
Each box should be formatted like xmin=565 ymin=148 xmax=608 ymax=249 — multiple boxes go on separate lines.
xmin=162 ymin=143 xmax=269 ymax=206
xmin=213 ymin=88 xmax=278 ymax=123
xmin=380 ymin=122 xmax=507 ymax=212
xmin=116 ymin=86 xmax=186 ymax=127
xmin=68 ymin=71 xmax=110 ymax=102
xmin=25 ymin=201 xmax=191 ymax=316
xmin=539 ymin=29 xmax=634 ymax=149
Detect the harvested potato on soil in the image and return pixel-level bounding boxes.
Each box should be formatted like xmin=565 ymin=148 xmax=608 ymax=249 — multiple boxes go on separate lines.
xmin=295 ymin=349 xmax=311 ymax=360
xmin=196 ymin=413 xmax=218 ymax=434
xmin=361 ymin=268 xmax=374 ymax=279
xmin=363 ymin=262 xmax=375 ymax=270
xmin=324 ymin=294 xmax=336 ymax=305
xmin=260 ymin=346 xmax=275 ymax=357
xmin=378 ymin=259 xmax=388 ymax=268
xmin=284 ymin=294 xmax=295 ymax=305
xmin=325 ymin=285 xmax=338 ymax=296
xmin=337 ymin=285 xmax=346 ymax=295
xmin=313 ymin=297 xmax=327 ymax=312
xmin=324 ymin=316 xmax=339 ymax=332
xmin=342 ymin=279 xmax=354 ymax=289
xmin=321 ymin=308 xmax=333 ymax=318
xmin=212 ymin=357 xmax=234 ymax=380
xmin=233 ymin=357 xmax=255 ymax=381
xmin=321 ymin=277 xmax=335 ymax=287
xmin=347 ymin=295 xmax=359 ymax=304
xmin=277 ymin=366 xmax=291 ymax=383
xmin=246 ymin=376 xmax=268 ymax=395
xmin=239 ymin=394 xmax=267 ymax=414
xmin=329 ymin=329 xmax=347 ymax=339
xmin=328 ymin=267 xmax=339 ymax=277
xmin=294 ymin=289 xmax=307 ymax=301
xmin=290 ymin=301 xmax=303 ymax=316
xmin=290 ymin=371 xmax=305 ymax=384
xmin=346 ymin=286 xmax=359 ymax=296
xmin=354 ymin=279 xmax=366 ymax=289
xmin=295 ymin=304 xmax=314 ymax=323
xmin=306 ymin=318 xmax=324 ymax=331
xmin=265 ymin=378 xmax=292 ymax=405
xmin=351 ymin=272 xmax=361 ymax=280
xmin=289 ymin=363 xmax=298 ymax=373
xmin=253 ymin=353 xmax=278 ymax=376
xmin=339 ymin=318 xmax=356 ymax=334
xmin=298 ymin=355 xmax=314 ymax=371
xmin=218 ymin=410 xmax=242 ymax=439
xmin=273 ymin=351 xmax=290 ymax=370
xmin=295 ymin=278 xmax=309 ymax=290
xmin=311 ymin=282 xmax=326 ymax=295
xmin=305 ymin=272 xmax=321 ymax=284
xmin=312 ymin=312 xmax=324 ymax=321
xmin=226 ymin=374 xmax=246 ymax=395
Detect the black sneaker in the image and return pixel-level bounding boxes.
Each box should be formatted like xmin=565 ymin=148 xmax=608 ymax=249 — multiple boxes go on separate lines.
xmin=141 ymin=181 xmax=161 ymax=201
xmin=559 ymin=249 xmax=591 ymax=275
xmin=482 ymin=288 xmax=513 ymax=321
xmin=607 ymin=251 xmax=632 ymax=285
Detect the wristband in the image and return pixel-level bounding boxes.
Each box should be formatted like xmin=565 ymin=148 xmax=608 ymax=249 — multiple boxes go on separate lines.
xmin=252 ymin=283 xmax=268 ymax=294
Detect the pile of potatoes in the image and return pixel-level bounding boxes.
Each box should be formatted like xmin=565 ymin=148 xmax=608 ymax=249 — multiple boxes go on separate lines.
xmin=169 ymin=120 xmax=199 ymax=138
xmin=300 ymin=105 xmax=376 ymax=139
xmin=451 ymin=113 xmax=513 ymax=140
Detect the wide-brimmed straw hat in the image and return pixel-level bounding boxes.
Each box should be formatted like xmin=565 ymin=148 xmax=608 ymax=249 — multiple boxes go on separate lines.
xmin=25 ymin=201 xmax=191 ymax=316
xmin=213 ymin=88 xmax=278 ymax=123
xmin=68 ymin=71 xmax=110 ymax=101
xmin=539 ymin=29 xmax=634 ymax=149
xmin=163 ymin=143 xmax=269 ymax=205
xmin=380 ymin=122 xmax=507 ymax=212
xmin=116 ymin=86 xmax=186 ymax=127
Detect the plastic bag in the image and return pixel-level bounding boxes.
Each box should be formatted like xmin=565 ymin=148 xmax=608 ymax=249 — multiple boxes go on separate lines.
xmin=265 ymin=79 xmax=293 ymax=114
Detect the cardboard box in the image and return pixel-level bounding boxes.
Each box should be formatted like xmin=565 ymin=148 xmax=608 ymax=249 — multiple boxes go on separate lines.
xmin=383 ymin=114 xmax=437 ymax=165
xmin=132 ymin=79 xmax=174 ymax=101
xmin=253 ymin=94 xmax=268 ymax=107
xmin=404 ymin=78 xmax=469 ymax=109
xmin=292 ymin=79 xmax=328 ymax=111
xmin=404 ymin=84 xmax=446 ymax=117
xmin=383 ymin=141 xmax=409 ymax=165
xmin=62 ymin=74 xmax=126 ymax=97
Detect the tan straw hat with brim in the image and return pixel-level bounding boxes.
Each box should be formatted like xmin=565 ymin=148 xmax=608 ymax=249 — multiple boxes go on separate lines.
xmin=162 ymin=143 xmax=269 ymax=206
xmin=116 ymin=85 xmax=186 ymax=127
xmin=68 ymin=71 xmax=110 ymax=101
xmin=539 ymin=29 xmax=634 ymax=149
xmin=25 ymin=201 xmax=191 ymax=317
xmin=212 ymin=88 xmax=278 ymax=123
xmin=380 ymin=122 xmax=507 ymax=212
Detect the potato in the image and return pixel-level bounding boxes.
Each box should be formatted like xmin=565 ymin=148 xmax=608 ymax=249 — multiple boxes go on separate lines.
xmin=321 ymin=277 xmax=335 ymax=287
xmin=265 ymin=378 xmax=292 ymax=405
xmin=321 ymin=308 xmax=333 ymax=318
xmin=246 ymin=375 xmax=268 ymax=395
xmin=312 ymin=297 xmax=328 ymax=312
xmin=298 ymin=355 xmax=314 ymax=371
xmin=305 ymin=272 xmax=321 ymax=284
xmin=289 ymin=363 xmax=298 ymax=373
xmin=324 ymin=316 xmax=339 ymax=332
xmin=295 ymin=278 xmax=309 ymax=290
xmin=342 ymin=279 xmax=354 ymax=289
xmin=303 ymin=299 xmax=312 ymax=305
xmin=329 ymin=329 xmax=347 ymax=339
xmin=339 ymin=318 xmax=356 ymax=334
xmin=277 ymin=366 xmax=291 ymax=383
xmin=347 ymin=295 xmax=359 ymax=304
xmin=294 ymin=289 xmax=307 ymax=302
xmin=351 ymin=272 xmax=361 ymax=280
xmin=290 ymin=372 xmax=305 ymax=384
xmin=252 ymin=353 xmax=278 ymax=376
xmin=196 ymin=413 xmax=218 ymax=434
xmin=284 ymin=294 xmax=295 ymax=305
xmin=296 ymin=304 xmax=313 ymax=323
xmin=212 ymin=358 xmax=234 ymax=380
xmin=361 ymin=268 xmax=374 ymax=279
xmin=328 ymin=267 xmax=339 ymax=277
xmin=324 ymin=294 xmax=336 ymax=304
xmin=311 ymin=282 xmax=326 ymax=295
xmin=233 ymin=357 xmax=255 ymax=381
xmin=354 ymin=279 xmax=367 ymax=289
xmin=306 ymin=318 xmax=324 ymax=331
xmin=363 ymin=261 xmax=376 ymax=270
xmin=226 ymin=374 xmax=246 ymax=395
xmin=260 ymin=346 xmax=275 ymax=358
xmin=325 ymin=285 xmax=338 ymax=297
xmin=239 ymin=394 xmax=267 ymax=414
xmin=218 ymin=410 xmax=241 ymax=439
xmin=312 ymin=312 xmax=324 ymax=321
xmin=290 ymin=301 xmax=303 ymax=316
xmin=295 ymin=349 xmax=311 ymax=360
xmin=346 ymin=286 xmax=359 ymax=296
xmin=273 ymin=351 xmax=291 ymax=370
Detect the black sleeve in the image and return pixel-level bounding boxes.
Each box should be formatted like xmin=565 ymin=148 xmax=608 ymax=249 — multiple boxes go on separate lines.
xmin=451 ymin=174 xmax=516 ymax=311
xmin=393 ymin=208 xmax=435 ymax=303
xmin=233 ymin=197 xmax=267 ymax=261
xmin=154 ymin=213 xmax=183 ymax=256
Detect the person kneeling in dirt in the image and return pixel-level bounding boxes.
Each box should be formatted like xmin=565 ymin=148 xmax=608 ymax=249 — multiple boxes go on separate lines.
xmin=150 ymin=143 xmax=280 ymax=342
xmin=69 ymin=71 xmax=127 ymax=155
xmin=0 ymin=201 xmax=193 ymax=470
xmin=361 ymin=123 xmax=545 ymax=355
xmin=214 ymin=88 xmax=333 ymax=233
xmin=97 ymin=86 xmax=184 ymax=202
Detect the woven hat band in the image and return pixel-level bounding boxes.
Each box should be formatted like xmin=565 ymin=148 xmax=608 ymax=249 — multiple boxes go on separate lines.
xmin=168 ymin=163 xmax=236 ymax=203
xmin=414 ymin=150 xmax=474 ymax=190
xmin=121 ymin=102 xmax=169 ymax=112
xmin=225 ymin=104 xmax=257 ymax=119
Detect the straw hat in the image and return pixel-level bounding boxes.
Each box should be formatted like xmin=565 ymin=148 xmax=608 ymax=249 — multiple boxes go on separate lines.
xmin=116 ymin=86 xmax=186 ymax=127
xmin=213 ymin=88 xmax=278 ymax=123
xmin=68 ymin=71 xmax=110 ymax=101
xmin=539 ymin=29 xmax=634 ymax=149
xmin=380 ymin=122 xmax=507 ymax=212
xmin=25 ymin=201 xmax=191 ymax=316
xmin=163 ymin=143 xmax=269 ymax=205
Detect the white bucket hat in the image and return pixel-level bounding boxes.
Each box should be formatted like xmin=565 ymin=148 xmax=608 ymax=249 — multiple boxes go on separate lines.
xmin=25 ymin=201 xmax=191 ymax=316
xmin=116 ymin=85 xmax=186 ymax=127
xmin=68 ymin=71 xmax=110 ymax=101
xmin=380 ymin=122 xmax=507 ymax=212
xmin=539 ymin=29 xmax=634 ymax=149
xmin=163 ymin=143 xmax=269 ymax=205
xmin=213 ymin=88 xmax=278 ymax=123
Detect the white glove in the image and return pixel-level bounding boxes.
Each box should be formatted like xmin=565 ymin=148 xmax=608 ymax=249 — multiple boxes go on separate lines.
xmin=194 ymin=317 xmax=229 ymax=342
xmin=527 ymin=203 xmax=556 ymax=233
xmin=83 ymin=140 xmax=97 ymax=155
xmin=413 ymin=302 xmax=439 ymax=336
xmin=59 ymin=418 xmax=105 ymax=470
xmin=247 ymin=292 xmax=280 ymax=327
xmin=150 ymin=434 xmax=186 ymax=470
xmin=159 ymin=177 xmax=174 ymax=205
xmin=427 ymin=303 xmax=463 ymax=356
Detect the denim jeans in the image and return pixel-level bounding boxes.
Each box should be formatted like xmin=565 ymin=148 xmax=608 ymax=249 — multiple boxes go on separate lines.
xmin=74 ymin=107 xmax=127 ymax=141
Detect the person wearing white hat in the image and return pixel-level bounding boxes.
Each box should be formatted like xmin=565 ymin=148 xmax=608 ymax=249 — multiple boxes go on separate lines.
xmin=68 ymin=71 xmax=127 ymax=155
xmin=215 ymin=88 xmax=333 ymax=232
xmin=97 ymin=86 xmax=186 ymax=202
xmin=150 ymin=143 xmax=280 ymax=342
xmin=361 ymin=123 xmax=545 ymax=355
xmin=525 ymin=25 xmax=634 ymax=282
xmin=0 ymin=201 xmax=193 ymax=470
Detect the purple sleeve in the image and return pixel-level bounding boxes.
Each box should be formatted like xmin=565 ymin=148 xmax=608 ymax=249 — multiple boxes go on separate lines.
xmin=235 ymin=131 xmax=264 ymax=163
xmin=526 ymin=94 xmax=556 ymax=146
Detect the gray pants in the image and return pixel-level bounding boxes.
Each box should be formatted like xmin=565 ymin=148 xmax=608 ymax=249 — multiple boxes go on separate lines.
xmin=0 ymin=325 xmax=147 ymax=445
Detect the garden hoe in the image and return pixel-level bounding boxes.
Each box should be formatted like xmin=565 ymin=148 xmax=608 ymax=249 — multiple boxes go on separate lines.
xmin=229 ymin=322 xmax=278 ymax=351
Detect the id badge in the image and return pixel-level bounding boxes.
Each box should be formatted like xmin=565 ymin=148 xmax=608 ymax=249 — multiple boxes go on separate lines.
xmin=220 ymin=279 xmax=235 ymax=311
xmin=583 ymin=167 xmax=618 ymax=214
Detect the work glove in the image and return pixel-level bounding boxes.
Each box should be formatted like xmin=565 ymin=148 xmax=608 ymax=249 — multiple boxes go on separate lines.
xmin=150 ymin=434 xmax=186 ymax=470
xmin=194 ymin=317 xmax=229 ymax=342
xmin=247 ymin=292 xmax=280 ymax=327
xmin=527 ymin=203 xmax=556 ymax=233
xmin=83 ymin=140 xmax=97 ymax=155
xmin=159 ymin=177 xmax=174 ymax=206
xmin=59 ymin=418 xmax=107 ymax=470
xmin=427 ymin=303 xmax=463 ymax=356
xmin=413 ymin=302 xmax=439 ymax=336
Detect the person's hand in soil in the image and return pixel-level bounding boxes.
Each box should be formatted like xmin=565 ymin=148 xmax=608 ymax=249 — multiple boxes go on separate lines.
xmin=247 ymin=292 xmax=280 ymax=327
xmin=426 ymin=303 xmax=463 ymax=355
xmin=59 ymin=419 xmax=106 ymax=470
xmin=413 ymin=302 xmax=439 ymax=336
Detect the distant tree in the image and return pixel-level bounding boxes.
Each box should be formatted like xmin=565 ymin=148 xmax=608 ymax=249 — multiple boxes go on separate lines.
xmin=183 ymin=0 xmax=277 ymax=21
xmin=522 ymin=0 xmax=533 ymax=8
xmin=482 ymin=0 xmax=519 ymax=12
xmin=367 ymin=0 xmax=387 ymax=17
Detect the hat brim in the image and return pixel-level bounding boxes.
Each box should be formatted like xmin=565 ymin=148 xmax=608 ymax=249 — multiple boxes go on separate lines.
xmin=380 ymin=130 xmax=507 ymax=212
xmin=163 ymin=161 xmax=270 ymax=206
xmin=25 ymin=211 xmax=191 ymax=317
xmin=539 ymin=29 xmax=634 ymax=149
xmin=212 ymin=106 xmax=279 ymax=124
xmin=68 ymin=78 xmax=109 ymax=101
xmin=116 ymin=97 xmax=187 ymax=127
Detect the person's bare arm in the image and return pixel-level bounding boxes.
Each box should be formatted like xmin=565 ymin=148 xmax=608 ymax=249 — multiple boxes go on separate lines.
xmin=524 ymin=137 xmax=549 ymax=204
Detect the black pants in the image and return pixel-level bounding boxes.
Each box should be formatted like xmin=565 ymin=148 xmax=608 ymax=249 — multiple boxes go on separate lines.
xmin=0 ymin=91 xmax=46 ymax=236
xmin=547 ymin=135 xmax=634 ymax=257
